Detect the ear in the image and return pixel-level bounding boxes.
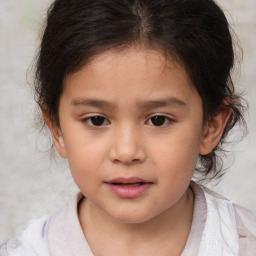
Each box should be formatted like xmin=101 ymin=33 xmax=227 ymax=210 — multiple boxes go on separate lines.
xmin=42 ymin=110 xmax=67 ymax=158
xmin=199 ymin=107 xmax=231 ymax=155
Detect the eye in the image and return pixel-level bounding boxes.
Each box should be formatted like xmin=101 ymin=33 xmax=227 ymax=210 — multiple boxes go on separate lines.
xmin=146 ymin=115 xmax=174 ymax=127
xmin=82 ymin=116 xmax=110 ymax=127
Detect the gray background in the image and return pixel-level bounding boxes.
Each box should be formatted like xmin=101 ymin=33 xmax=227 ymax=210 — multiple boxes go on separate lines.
xmin=0 ymin=0 xmax=255 ymax=244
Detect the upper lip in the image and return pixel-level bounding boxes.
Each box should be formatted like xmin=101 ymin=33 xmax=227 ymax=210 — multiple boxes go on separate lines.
xmin=106 ymin=177 xmax=152 ymax=184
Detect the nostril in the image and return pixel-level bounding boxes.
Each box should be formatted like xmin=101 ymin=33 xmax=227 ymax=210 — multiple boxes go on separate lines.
xmin=113 ymin=158 xmax=140 ymax=165
xmin=109 ymin=140 xmax=146 ymax=164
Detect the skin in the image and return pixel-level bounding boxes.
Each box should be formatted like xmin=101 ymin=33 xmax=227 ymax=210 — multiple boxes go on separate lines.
xmin=45 ymin=47 xmax=231 ymax=255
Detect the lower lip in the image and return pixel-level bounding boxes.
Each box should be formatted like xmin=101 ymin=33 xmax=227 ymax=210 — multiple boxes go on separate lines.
xmin=107 ymin=183 xmax=152 ymax=198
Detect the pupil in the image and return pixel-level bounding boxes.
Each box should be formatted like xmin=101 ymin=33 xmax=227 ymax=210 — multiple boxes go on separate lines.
xmin=91 ymin=116 xmax=105 ymax=126
xmin=151 ymin=116 xmax=165 ymax=126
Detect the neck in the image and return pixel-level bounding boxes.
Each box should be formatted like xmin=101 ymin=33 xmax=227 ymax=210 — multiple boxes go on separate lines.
xmin=78 ymin=186 xmax=194 ymax=255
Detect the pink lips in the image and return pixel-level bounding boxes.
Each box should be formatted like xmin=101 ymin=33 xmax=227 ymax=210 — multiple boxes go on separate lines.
xmin=106 ymin=177 xmax=153 ymax=198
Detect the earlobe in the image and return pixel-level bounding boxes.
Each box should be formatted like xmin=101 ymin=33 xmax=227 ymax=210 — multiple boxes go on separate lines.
xmin=199 ymin=107 xmax=231 ymax=155
xmin=42 ymin=110 xmax=67 ymax=158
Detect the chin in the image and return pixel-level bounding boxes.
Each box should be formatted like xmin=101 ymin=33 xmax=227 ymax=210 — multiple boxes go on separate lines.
xmin=110 ymin=209 xmax=155 ymax=224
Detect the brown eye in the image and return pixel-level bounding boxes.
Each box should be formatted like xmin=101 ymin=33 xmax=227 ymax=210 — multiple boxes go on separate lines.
xmin=83 ymin=116 xmax=109 ymax=127
xmin=147 ymin=115 xmax=173 ymax=127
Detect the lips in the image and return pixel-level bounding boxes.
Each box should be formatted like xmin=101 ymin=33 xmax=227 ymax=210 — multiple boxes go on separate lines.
xmin=106 ymin=177 xmax=153 ymax=198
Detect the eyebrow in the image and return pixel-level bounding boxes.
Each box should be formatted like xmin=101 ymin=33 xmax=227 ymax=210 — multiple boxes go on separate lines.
xmin=71 ymin=97 xmax=186 ymax=110
xmin=136 ymin=97 xmax=186 ymax=109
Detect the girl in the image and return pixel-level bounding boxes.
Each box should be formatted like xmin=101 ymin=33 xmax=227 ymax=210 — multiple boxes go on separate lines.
xmin=1 ymin=0 xmax=255 ymax=255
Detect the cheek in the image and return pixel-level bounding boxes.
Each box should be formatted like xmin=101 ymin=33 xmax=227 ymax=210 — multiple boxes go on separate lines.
xmin=64 ymin=128 xmax=107 ymax=166
xmin=65 ymin=138 xmax=107 ymax=189
xmin=150 ymin=127 xmax=202 ymax=179
xmin=150 ymin=132 xmax=199 ymax=206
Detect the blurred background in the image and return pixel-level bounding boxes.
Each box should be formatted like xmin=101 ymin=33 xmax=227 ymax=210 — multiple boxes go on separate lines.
xmin=0 ymin=0 xmax=255 ymax=244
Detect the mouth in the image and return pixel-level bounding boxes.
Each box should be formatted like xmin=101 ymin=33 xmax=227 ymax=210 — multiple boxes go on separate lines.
xmin=106 ymin=177 xmax=153 ymax=186
xmin=105 ymin=177 xmax=153 ymax=198
xmin=110 ymin=182 xmax=147 ymax=187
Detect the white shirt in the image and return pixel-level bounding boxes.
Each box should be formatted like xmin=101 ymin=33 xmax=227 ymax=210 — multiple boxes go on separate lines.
xmin=1 ymin=182 xmax=256 ymax=256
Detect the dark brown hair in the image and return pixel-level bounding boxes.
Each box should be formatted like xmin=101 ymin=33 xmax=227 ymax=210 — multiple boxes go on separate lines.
xmin=34 ymin=0 xmax=246 ymax=181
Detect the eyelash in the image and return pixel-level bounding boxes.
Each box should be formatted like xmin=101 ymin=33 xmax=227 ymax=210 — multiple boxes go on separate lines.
xmin=81 ymin=115 xmax=174 ymax=128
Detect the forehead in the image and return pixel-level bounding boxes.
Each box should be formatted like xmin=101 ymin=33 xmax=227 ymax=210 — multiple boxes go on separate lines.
xmin=63 ymin=47 xmax=200 ymax=108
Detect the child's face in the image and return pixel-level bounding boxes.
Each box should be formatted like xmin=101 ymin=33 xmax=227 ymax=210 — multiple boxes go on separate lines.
xmin=53 ymin=48 xmax=207 ymax=223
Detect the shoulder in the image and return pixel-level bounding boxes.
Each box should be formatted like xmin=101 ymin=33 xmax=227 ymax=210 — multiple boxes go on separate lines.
xmin=200 ymin=184 xmax=256 ymax=238
xmin=198 ymin=183 xmax=256 ymax=235
xmin=0 ymin=215 xmax=51 ymax=256
xmin=193 ymin=182 xmax=256 ymax=255
xmin=233 ymin=203 xmax=256 ymax=255
xmin=233 ymin=203 xmax=256 ymax=236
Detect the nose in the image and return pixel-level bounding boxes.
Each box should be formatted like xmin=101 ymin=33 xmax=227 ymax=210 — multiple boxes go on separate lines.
xmin=109 ymin=124 xmax=146 ymax=165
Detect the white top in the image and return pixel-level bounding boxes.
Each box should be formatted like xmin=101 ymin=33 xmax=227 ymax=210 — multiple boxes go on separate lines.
xmin=1 ymin=182 xmax=256 ymax=255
